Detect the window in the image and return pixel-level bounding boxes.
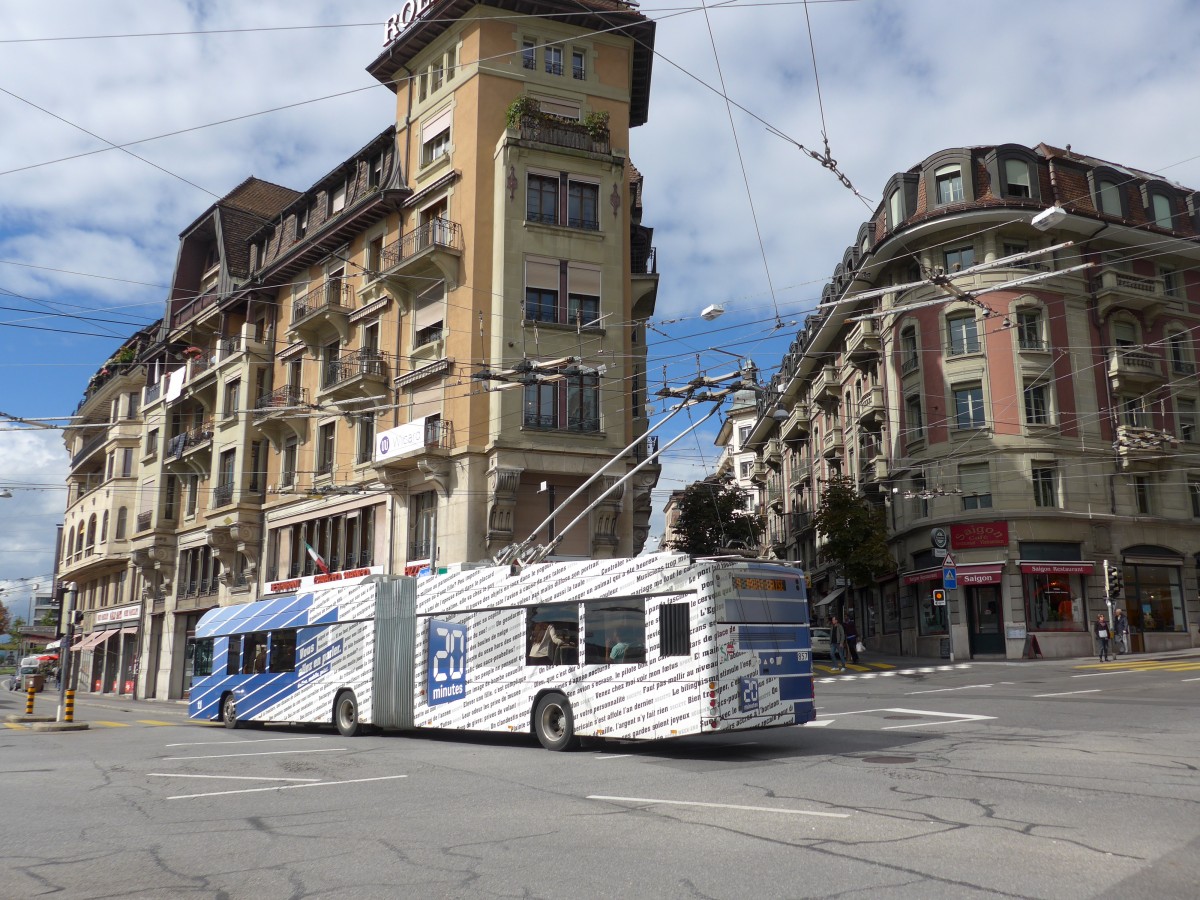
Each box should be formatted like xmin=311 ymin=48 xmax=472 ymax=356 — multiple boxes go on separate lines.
xmin=522 ymin=377 xmax=599 ymax=432
xmin=223 ymin=379 xmax=240 ymax=420
xmin=900 ymin=326 xmax=919 ymax=373
xmin=249 ymin=441 xmax=265 ymax=494
xmin=1168 ymin=331 xmax=1191 ymax=372
xmin=296 ymin=208 xmax=308 ymax=239
xmin=329 ymin=183 xmax=346 ymax=215
xmin=179 ymin=545 xmax=219 ymax=596
xmin=944 ymin=245 xmax=975 ymax=273
xmin=317 ymin=423 xmax=335 ymax=476
xmin=1133 ymin=475 xmax=1153 ymax=514
xmin=1024 ymin=381 xmax=1051 ymax=426
xmin=1161 ymin=267 xmax=1179 ymax=298
xmin=739 ymin=460 xmax=753 ymax=479
xmin=659 ymin=603 xmax=690 ymax=656
xmin=567 ymin=180 xmax=599 ymax=230
xmin=960 ymin=464 xmax=992 ymax=510
xmin=100 ymin=511 xmax=109 ymax=542
xmin=420 ymin=110 xmax=451 ymax=167
xmin=525 ymin=287 xmax=558 ymax=322
xmin=163 ymin=475 xmax=178 ymax=521
xmin=954 ymin=385 xmax=986 ymax=429
xmin=1097 ymin=179 xmax=1122 ymax=216
xmin=584 ymin=599 xmax=646 ymax=664
xmin=226 ymin=636 xmax=242 ymax=676
xmin=527 ymin=174 xmax=558 ymax=224
xmin=1004 ymin=158 xmax=1032 ymax=198
xmin=115 ymin=507 xmax=127 ymax=540
xmin=413 ymin=282 xmax=445 ymax=346
xmin=522 ymin=40 xmax=536 ymax=70
xmin=567 ymin=292 xmax=599 ymax=326
xmin=935 ymin=165 xmax=964 ymax=204
xmin=910 ymin=472 xmax=929 ymax=519
xmin=368 ymin=154 xmax=384 ymax=189
xmin=1017 ymin=309 xmax=1045 ymax=350
xmin=356 ymin=414 xmax=375 ymax=465
xmin=738 ymin=425 xmax=752 ymax=448
xmin=1121 ymin=396 xmax=1149 ymax=429
xmin=243 ymin=633 xmax=269 ymax=674
xmin=146 ymin=428 xmax=158 ymax=457
xmin=191 ymin=639 xmax=214 ymax=678
xmin=366 ymin=234 xmax=384 ymax=276
xmin=567 ymin=374 xmax=600 ymax=432
xmin=269 ymin=631 xmax=297 ymax=673
xmin=1179 ymin=399 xmax=1197 ymax=442
xmin=1112 ymin=320 xmax=1136 ymax=347
xmin=1190 ymin=477 xmax=1200 ymax=518
xmin=121 ymin=447 xmax=134 ymax=477
xmin=526 ymin=603 xmax=578 ymax=666
xmin=947 ymin=314 xmax=980 ymax=355
xmin=888 ymin=189 xmax=903 ymax=230
xmin=282 ymin=438 xmax=298 ymax=487
xmin=571 ymin=49 xmax=586 ymax=80
xmin=410 ymin=490 xmax=437 ymax=560
xmin=1151 ymin=194 xmax=1173 ymax=229
xmin=186 ymin=475 xmax=198 ymax=517
xmin=905 ymin=395 xmax=924 ymax=442
xmin=1032 ymin=464 xmax=1058 ymax=508
xmin=544 ymin=45 xmax=562 ymax=75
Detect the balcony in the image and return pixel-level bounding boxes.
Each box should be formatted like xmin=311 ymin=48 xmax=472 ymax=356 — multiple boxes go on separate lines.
xmin=845 ymin=318 xmax=881 ymax=366
xmin=749 ymin=459 xmax=768 ymax=484
xmin=813 ymin=365 xmax=841 ymax=407
xmin=212 ymin=482 xmax=235 ymax=509
xmin=165 ymin=423 xmax=214 ymax=476
xmin=1095 ymin=269 xmax=1170 ymax=319
xmin=379 ymin=218 xmax=463 ymax=287
xmin=765 ymin=437 xmax=782 ymax=470
xmin=859 ymin=454 xmax=889 ymax=483
xmin=856 ymin=385 xmax=885 ymax=424
xmin=790 ymin=459 xmax=813 ymax=491
xmin=791 ymin=510 xmax=813 ymax=534
xmin=318 ymin=350 xmax=389 ymax=401
xmin=1114 ymin=425 xmax=1177 ymax=472
xmin=767 ymin=476 xmax=784 ymax=512
xmin=1108 ymin=348 xmax=1165 ymax=392
xmin=780 ymin=404 xmax=811 ymax=441
xmin=254 ymin=385 xmax=309 ymax=418
xmin=517 ymin=113 xmax=610 ymax=155
xmin=289 ymin=282 xmax=356 ymax=346
xmin=71 ymin=432 xmax=108 ymax=469
xmin=821 ymin=426 xmax=844 ymax=459
xmin=170 ymin=288 xmax=219 ymax=330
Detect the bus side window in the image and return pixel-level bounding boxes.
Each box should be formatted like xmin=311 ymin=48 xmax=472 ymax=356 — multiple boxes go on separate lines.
xmin=269 ymin=630 xmax=297 ymax=673
xmin=244 ymin=633 xmax=268 ymax=674
xmin=585 ymin=600 xmax=646 ymax=665
xmin=526 ymin=604 xmax=578 ymax=666
xmin=226 ymin=637 xmax=242 ymax=676
xmin=658 ymin=603 xmax=691 ymax=656
xmin=193 ymin=638 xmax=215 ymax=677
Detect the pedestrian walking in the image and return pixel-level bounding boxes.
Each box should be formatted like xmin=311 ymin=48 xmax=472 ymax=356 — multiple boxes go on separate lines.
xmin=844 ymin=617 xmax=860 ymax=664
xmin=1112 ymin=608 xmax=1129 ymax=655
xmin=1094 ymin=613 xmax=1111 ymax=662
xmin=830 ymin=616 xmax=847 ymax=672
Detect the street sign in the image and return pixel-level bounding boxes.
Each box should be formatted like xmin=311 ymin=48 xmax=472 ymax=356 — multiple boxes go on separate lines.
xmin=943 ymin=566 xmax=957 ymax=591
xmin=930 ymin=527 xmax=949 ymax=549
xmin=943 ymin=552 xmax=956 ymax=568
xmin=934 ymin=548 xmax=948 ymax=558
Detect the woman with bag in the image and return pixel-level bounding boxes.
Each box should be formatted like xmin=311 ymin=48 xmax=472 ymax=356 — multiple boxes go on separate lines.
xmin=844 ymin=617 xmax=860 ymax=664
xmin=1094 ymin=613 xmax=1111 ymax=662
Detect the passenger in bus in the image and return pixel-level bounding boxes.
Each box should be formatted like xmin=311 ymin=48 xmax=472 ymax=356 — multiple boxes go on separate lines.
xmin=251 ymin=645 xmax=267 ymax=674
xmin=528 ymin=622 xmax=574 ymax=665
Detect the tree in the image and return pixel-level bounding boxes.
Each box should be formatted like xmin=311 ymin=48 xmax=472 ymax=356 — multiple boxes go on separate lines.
xmin=0 ymin=604 xmax=10 ymax=637
xmin=812 ymin=475 xmax=895 ymax=588
xmin=666 ymin=479 xmax=763 ymax=557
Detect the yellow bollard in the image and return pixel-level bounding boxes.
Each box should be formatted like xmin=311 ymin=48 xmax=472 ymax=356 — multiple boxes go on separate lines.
xmin=64 ymin=690 xmax=75 ymax=723
xmin=25 ymin=682 xmax=36 ymax=715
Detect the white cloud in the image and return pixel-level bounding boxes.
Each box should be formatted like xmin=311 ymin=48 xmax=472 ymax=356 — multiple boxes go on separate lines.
xmin=0 ymin=429 xmax=68 ymax=583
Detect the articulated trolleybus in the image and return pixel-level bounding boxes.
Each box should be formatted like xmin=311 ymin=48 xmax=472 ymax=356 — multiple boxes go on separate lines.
xmin=188 ymin=552 xmax=816 ymax=749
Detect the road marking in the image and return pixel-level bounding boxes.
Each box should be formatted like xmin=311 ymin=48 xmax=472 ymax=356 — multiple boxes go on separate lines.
xmin=1182 ymin=677 xmax=1200 ymax=682
xmin=168 ymin=774 xmax=407 ymax=800
xmin=164 ymin=736 xmax=325 ymax=748
xmin=1033 ymin=689 xmax=1101 ymax=698
xmin=817 ymin=707 xmax=996 ymax=731
xmin=803 ymin=719 xmax=834 ymax=727
xmin=92 ymin=721 xmax=130 ymax=728
xmin=148 ymin=773 xmax=320 ymax=782
xmin=137 ymin=720 xmax=177 ymax=726
xmin=906 ymin=684 xmax=993 ymax=695
xmin=1072 ymin=671 xmax=1139 ymax=678
xmin=164 ymin=748 xmax=347 ymax=761
xmin=4 ymin=723 xmax=27 ymax=730
xmin=587 ymin=795 xmax=849 ymax=818
xmin=594 ymin=754 xmax=632 ymax=760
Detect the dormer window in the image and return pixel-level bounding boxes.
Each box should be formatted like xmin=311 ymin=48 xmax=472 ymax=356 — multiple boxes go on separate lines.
xmin=1097 ymin=180 xmax=1122 ymax=215
xmin=296 ymin=208 xmax=309 ymax=239
xmin=935 ymin=165 xmax=964 ymax=204
xmin=888 ymin=189 xmax=903 ymax=229
xmin=1151 ymin=193 xmax=1173 ymax=229
xmin=1004 ymin=158 xmax=1032 ymax=197
xmin=329 ymin=182 xmax=346 ymax=215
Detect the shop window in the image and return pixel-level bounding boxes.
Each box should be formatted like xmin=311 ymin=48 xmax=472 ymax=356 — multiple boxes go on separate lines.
xmin=959 ymin=463 xmax=992 ymax=510
xmin=1024 ymin=573 xmax=1084 ymax=631
xmin=917 ymin=586 xmax=947 ymax=636
xmin=584 ymin=599 xmax=647 ymax=664
xmin=1122 ymin=562 xmax=1184 ymax=632
xmin=525 ymin=603 xmax=578 ymax=665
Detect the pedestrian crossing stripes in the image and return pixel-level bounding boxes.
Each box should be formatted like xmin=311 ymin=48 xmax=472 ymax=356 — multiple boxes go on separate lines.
xmin=1075 ymin=658 xmax=1200 ymax=673
xmin=816 ymin=663 xmax=972 ymax=683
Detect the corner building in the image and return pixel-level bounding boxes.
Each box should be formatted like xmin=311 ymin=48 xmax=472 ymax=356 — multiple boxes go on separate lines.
xmin=59 ymin=0 xmax=660 ymax=701
xmin=745 ymin=143 xmax=1200 ymax=660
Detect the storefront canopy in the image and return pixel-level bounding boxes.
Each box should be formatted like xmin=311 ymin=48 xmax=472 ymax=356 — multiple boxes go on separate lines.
xmin=813 ymin=586 xmax=845 ymax=608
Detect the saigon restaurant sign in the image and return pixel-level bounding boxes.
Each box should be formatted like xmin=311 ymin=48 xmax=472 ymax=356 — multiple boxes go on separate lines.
xmin=951 ymin=521 xmax=1009 ymax=549
xmin=384 ymin=0 xmax=437 ymax=43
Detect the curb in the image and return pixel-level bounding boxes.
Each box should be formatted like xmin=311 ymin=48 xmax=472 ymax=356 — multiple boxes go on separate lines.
xmin=5 ymin=713 xmax=57 ymax=724
xmin=30 ymin=722 xmax=91 ymax=733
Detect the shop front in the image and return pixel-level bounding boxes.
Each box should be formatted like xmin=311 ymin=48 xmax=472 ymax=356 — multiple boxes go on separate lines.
xmin=74 ymin=603 xmax=142 ymax=695
xmin=1118 ymin=547 xmax=1191 ymax=652
xmin=903 ymin=562 xmax=1005 ymax=658
xmin=1019 ymin=558 xmax=1094 ymax=658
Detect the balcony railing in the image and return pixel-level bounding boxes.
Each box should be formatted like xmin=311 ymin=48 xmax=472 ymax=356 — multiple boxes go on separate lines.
xmin=71 ymin=433 xmax=107 ymax=468
xmin=292 ymin=282 xmax=354 ymax=324
xmin=144 ymin=380 xmax=162 ymax=403
xmin=632 ymin=246 xmax=657 ymax=276
xmin=409 ymin=540 xmax=433 ymax=560
xmin=254 ymin=385 xmax=309 ymax=417
xmin=379 ymin=219 xmax=463 ymax=270
xmin=631 ymin=435 xmax=660 ymax=463
xmin=212 ymin=483 xmax=234 ymax=507
xmin=518 ymin=113 xmax=610 ymax=155
xmin=322 ymin=351 xmax=388 ymax=389
xmin=136 ymin=511 xmax=152 ymax=533
xmin=170 ymin=288 xmax=219 ymax=329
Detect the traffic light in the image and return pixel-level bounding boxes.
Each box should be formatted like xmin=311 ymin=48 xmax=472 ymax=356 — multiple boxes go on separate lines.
xmin=932 ymin=589 xmax=946 ymax=605
xmin=1106 ymin=563 xmax=1123 ymax=599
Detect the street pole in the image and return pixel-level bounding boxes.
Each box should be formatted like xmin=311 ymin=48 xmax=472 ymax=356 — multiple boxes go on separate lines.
xmin=56 ymin=582 xmax=76 ymax=723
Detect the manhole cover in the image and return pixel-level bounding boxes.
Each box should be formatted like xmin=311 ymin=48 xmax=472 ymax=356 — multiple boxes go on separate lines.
xmin=861 ymin=756 xmax=918 ymax=764
xmin=883 ymin=714 xmax=922 ymax=720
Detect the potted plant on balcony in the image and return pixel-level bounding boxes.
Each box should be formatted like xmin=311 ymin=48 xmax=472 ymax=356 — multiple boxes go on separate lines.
xmin=182 ymin=345 xmax=204 ymax=361
xmin=582 ymin=110 xmax=610 ymax=144
xmin=505 ymin=96 xmax=541 ymax=130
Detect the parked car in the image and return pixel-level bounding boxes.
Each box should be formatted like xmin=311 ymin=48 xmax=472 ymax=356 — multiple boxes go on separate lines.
xmin=811 ymin=627 xmax=832 ymax=658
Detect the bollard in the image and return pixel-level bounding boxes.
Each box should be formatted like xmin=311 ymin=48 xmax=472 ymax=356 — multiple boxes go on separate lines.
xmin=64 ymin=690 xmax=75 ymax=723
xmin=25 ymin=682 xmax=36 ymax=715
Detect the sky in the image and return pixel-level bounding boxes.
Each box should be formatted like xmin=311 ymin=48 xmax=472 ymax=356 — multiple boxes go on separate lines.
xmin=3 ymin=0 xmax=1200 ymax=609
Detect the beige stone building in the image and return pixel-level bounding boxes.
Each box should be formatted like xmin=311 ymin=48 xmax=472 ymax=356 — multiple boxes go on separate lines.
xmin=59 ymin=0 xmax=661 ymax=700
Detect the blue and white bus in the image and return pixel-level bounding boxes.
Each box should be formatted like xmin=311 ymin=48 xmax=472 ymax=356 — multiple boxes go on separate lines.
xmin=187 ymin=553 xmax=816 ymax=750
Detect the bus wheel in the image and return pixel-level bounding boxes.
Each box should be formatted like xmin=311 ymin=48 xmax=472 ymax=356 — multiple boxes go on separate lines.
xmin=222 ymin=694 xmax=239 ymax=729
xmin=334 ymin=691 xmax=361 ymax=737
xmin=534 ymin=693 xmax=577 ymax=751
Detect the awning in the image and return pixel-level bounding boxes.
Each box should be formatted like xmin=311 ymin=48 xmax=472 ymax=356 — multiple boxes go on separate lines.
xmin=44 ymin=639 xmax=62 ymax=650
xmin=91 ymin=630 xmax=118 ymax=650
xmin=813 ymin=586 xmax=845 ymax=608
xmin=957 ymin=564 xmax=1004 ymax=586
xmin=118 ymin=626 xmax=138 ymax=638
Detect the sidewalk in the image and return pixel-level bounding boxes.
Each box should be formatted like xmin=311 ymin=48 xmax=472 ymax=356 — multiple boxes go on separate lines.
xmin=840 ymin=644 xmax=1200 ymax=673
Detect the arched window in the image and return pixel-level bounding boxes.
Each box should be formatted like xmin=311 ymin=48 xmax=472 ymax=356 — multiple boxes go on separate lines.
xmin=86 ymin=515 xmax=97 ymax=552
xmin=66 ymin=527 xmax=75 ymax=561
xmin=75 ymin=527 xmax=85 ymax=556
xmin=1151 ymin=194 xmax=1173 ymax=229
xmin=101 ymin=511 xmax=109 ymax=542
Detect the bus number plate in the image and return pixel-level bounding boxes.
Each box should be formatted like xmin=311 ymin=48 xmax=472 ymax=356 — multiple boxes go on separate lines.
xmin=739 ymin=676 xmax=760 ymax=712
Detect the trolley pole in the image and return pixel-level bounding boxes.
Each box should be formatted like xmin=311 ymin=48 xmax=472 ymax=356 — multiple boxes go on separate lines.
xmin=56 ymin=583 xmax=77 ymax=723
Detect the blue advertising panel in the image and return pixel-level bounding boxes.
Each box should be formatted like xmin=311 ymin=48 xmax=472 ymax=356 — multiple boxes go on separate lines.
xmin=427 ymin=619 xmax=467 ymax=706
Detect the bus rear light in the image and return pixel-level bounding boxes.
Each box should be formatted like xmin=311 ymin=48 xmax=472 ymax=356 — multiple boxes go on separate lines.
xmin=709 ymin=699 xmax=716 ymax=708
xmin=709 ymin=718 xmax=719 ymax=728
xmin=708 ymin=682 xmax=716 ymax=690
xmin=708 ymin=690 xmax=715 ymax=698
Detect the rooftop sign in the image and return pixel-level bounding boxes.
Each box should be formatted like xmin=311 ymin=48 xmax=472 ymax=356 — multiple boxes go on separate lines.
xmin=384 ymin=0 xmax=437 ymax=44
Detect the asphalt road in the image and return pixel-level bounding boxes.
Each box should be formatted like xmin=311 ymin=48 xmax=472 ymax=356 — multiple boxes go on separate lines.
xmin=3 ymin=652 xmax=1198 ymax=899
